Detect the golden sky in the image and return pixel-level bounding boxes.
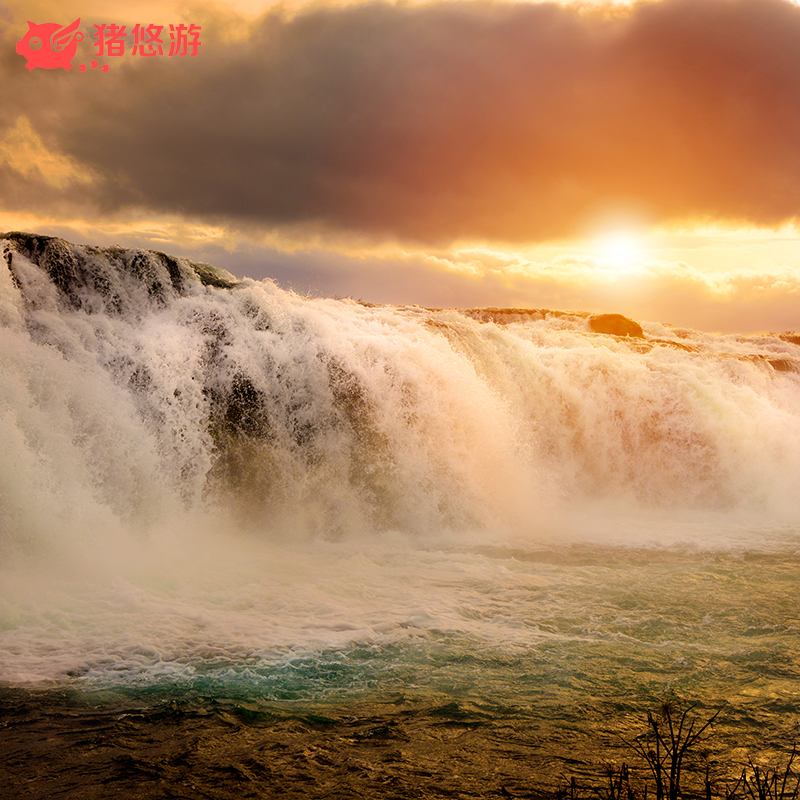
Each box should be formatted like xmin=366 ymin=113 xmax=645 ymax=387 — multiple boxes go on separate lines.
xmin=2 ymin=0 xmax=800 ymax=332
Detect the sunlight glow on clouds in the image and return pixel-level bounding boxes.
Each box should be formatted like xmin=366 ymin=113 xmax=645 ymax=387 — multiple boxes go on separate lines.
xmin=0 ymin=117 xmax=95 ymax=189
xmin=2 ymin=0 xmax=800 ymax=334
xmin=595 ymin=232 xmax=644 ymax=272
xmin=6 ymin=208 xmax=800 ymax=333
xmin=6 ymin=0 xmax=800 ymax=245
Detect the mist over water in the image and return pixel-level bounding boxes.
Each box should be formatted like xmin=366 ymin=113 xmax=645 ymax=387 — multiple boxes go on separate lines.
xmin=2 ymin=233 xmax=800 ymax=768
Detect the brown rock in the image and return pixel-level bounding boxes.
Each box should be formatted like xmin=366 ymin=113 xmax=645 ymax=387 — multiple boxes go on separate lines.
xmin=768 ymin=358 xmax=798 ymax=373
xmin=588 ymin=313 xmax=644 ymax=338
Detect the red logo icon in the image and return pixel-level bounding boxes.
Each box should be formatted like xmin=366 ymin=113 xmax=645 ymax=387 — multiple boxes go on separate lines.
xmin=16 ymin=19 xmax=84 ymax=71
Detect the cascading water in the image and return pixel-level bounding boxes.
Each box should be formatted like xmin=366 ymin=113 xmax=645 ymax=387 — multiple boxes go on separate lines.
xmin=2 ymin=232 xmax=800 ymax=792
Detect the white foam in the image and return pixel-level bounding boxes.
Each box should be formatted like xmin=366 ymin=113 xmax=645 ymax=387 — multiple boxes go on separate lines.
xmin=1 ymin=237 xmax=800 ymax=685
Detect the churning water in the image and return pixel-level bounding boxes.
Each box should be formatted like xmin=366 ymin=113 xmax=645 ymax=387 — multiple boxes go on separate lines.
xmin=2 ymin=233 xmax=800 ymax=792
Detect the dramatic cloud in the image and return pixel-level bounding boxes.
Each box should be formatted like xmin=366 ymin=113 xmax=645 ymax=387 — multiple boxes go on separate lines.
xmin=0 ymin=116 xmax=94 ymax=188
xmin=3 ymin=0 xmax=800 ymax=245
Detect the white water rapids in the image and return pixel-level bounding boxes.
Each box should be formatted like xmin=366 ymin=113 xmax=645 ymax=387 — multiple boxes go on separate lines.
xmin=1 ymin=232 xmax=799 ymax=746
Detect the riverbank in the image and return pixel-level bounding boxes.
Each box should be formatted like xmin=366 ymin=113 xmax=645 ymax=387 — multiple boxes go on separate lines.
xmin=3 ymin=688 xmax=793 ymax=800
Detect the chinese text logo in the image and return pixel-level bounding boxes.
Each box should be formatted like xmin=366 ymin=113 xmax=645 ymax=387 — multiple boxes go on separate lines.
xmin=17 ymin=19 xmax=201 ymax=72
xmin=94 ymin=24 xmax=201 ymax=57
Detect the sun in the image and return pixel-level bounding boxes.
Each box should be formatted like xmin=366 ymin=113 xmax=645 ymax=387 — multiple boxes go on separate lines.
xmin=597 ymin=231 xmax=642 ymax=270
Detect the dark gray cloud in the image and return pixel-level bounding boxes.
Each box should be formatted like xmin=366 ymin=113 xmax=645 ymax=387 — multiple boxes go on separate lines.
xmin=9 ymin=0 xmax=800 ymax=243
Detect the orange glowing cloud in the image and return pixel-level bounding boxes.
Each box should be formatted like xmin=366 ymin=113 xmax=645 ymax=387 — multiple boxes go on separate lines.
xmin=3 ymin=0 xmax=800 ymax=247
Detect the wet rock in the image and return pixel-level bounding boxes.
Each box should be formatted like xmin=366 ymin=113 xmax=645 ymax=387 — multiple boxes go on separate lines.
xmin=588 ymin=313 xmax=644 ymax=339
xmin=650 ymin=338 xmax=697 ymax=352
xmin=1 ymin=232 xmax=238 ymax=313
xmin=767 ymin=358 xmax=798 ymax=373
xmin=191 ymin=260 xmax=238 ymax=289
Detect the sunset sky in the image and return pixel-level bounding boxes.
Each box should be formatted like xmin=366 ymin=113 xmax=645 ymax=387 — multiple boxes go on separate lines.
xmin=2 ymin=0 xmax=800 ymax=333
